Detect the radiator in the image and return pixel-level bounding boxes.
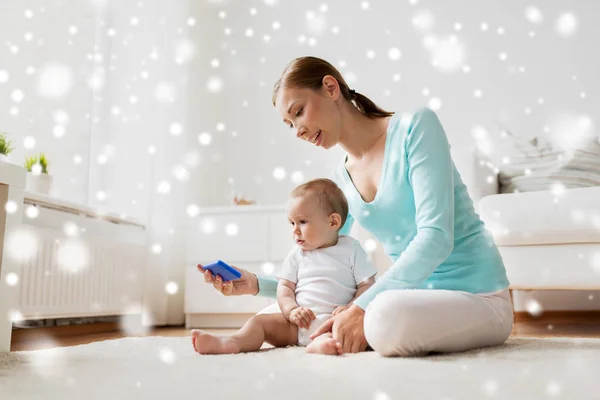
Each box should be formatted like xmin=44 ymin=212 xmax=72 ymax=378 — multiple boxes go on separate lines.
xmin=14 ymin=195 xmax=148 ymax=320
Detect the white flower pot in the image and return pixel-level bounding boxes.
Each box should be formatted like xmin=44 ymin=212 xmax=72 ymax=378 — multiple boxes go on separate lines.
xmin=0 ymin=154 xmax=10 ymax=163
xmin=26 ymin=173 xmax=53 ymax=195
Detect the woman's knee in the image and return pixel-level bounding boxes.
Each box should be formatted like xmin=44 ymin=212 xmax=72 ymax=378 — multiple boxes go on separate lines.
xmin=363 ymin=291 xmax=423 ymax=357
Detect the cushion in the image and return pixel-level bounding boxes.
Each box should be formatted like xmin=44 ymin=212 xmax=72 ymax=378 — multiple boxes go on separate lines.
xmin=479 ymin=186 xmax=600 ymax=246
xmin=494 ymin=132 xmax=600 ymax=194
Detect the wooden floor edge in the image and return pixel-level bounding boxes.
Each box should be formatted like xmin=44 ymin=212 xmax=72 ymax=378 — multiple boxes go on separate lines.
xmin=12 ymin=321 xmax=121 ymax=343
xmin=514 ymin=310 xmax=600 ymax=323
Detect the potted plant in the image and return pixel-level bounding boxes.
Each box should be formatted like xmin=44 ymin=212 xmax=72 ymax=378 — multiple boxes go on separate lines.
xmin=24 ymin=153 xmax=53 ymax=195
xmin=0 ymin=132 xmax=14 ymax=163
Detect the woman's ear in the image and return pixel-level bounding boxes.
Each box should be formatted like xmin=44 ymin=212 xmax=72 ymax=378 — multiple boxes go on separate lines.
xmin=329 ymin=212 xmax=342 ymax=230
xmin=321 ymin=75 xmax=340 ymax=100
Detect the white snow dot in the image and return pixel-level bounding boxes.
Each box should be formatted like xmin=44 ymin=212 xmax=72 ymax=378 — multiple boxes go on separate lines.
xmin=96 ymin=191 xmax=106 ymax=201
xmin=170 ymin=123 xmax=183 ymax=136
xmin=187 ymin=17 xmax=196 ymax=26
xmin=364 ymin=239 xmax=377 ymax=253
xmin=165 ymin=282 xmax=178 ymax=295
xmin=5 ymin=201 xmax=18 ymax=214
xmin=556 ymin=12 xmax=577 ymax=37
xmin=428 ymin=97 xmax=442 ymax=110
xmin=273 ymin=167 xmax=286 ymax=181
xmin=291 ymin=171 xmax=304 ymax=184
xmin=261 ymin=262 xmax=275 ymax=275
xmin=152 ymin=244 xmax=162 ymax=254
xmin=360 ymin=1 xmax=370 ymax=10
xmin=159 ymin=347 xmax=176 ymax=364
xmin=245 ymin=28 xmax=254 ymax=37
xmin=198 ymin=132 xmax=212 ymax=146
xmin=11 ymin=90 xmax=24 ymax=103
xmin=372 ymin=390 xmax=391 ymax=400
xmin=525 ymin=6 xmax=543 ymax=24
xmin=546 ymin=382 xmax=562 ymax=397
xmin=0 ymin=70 xmax=9 ymax=83
xmin=526 ymin=299 xmax=543 ymax=317
xmin=216 ymin=122 xmax=225 ymax=132
xmin=53 ymin=125 xmax=66 ymax=138
xmin=211 ymin=58 xmax=220 ymax=68
xmin=482 ymin=380 xmax=498 ymax=396
xmin=480 ymin=22 xmax=489 ymax=31
xmin=187 ymin=204 xmax=200 ymax=218
xmin=225 ymin=223 xmax=238 ymax=236
xmin=5 ymin=273 xmax=19 ymax=286
xmin=156 ymin=181 xmax=171 ymax=194
xmin=26 ymin=205 xmax=39 ymax=219
xmin=412 ymin=9 xmax=435 ymax=32
xmin=387 ymin=47 xmax=401 ymax=60
xmin=272 ymin=21 xmax=281 ymax=30
xmin=207 ymin=77 xmax=223 ymax=93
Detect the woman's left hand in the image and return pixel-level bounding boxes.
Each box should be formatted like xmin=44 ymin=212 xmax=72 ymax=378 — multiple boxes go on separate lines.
xmin=310 ymin=305 xmax=368 ymax=353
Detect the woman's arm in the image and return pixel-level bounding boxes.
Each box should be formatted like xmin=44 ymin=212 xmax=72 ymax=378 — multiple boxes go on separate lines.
xmin=256 ymin=274 xmax=279 ymax=299
xmin=354 ymin=107 xmax=455 ymax=310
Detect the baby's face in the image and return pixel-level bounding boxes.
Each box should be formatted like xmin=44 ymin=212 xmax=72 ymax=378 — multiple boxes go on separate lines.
xmin=287 ymin=196 xmax=338 ymax=251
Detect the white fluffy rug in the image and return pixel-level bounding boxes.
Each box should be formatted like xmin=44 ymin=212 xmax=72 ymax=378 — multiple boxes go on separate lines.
xmin=1 ymin=337 xmax=599 ymax=399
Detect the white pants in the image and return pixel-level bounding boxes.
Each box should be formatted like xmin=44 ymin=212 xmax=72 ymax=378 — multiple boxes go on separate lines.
xmin=363 ymin=288 xmax=514 ymax=356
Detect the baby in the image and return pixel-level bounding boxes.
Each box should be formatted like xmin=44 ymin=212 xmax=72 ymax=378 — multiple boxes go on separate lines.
xmin=191 ymin=178 xmax=377 ymax=355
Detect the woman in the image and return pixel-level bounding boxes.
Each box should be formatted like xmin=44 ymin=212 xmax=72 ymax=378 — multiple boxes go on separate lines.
xmin=198 ymin=56 xmax=513 ymax=357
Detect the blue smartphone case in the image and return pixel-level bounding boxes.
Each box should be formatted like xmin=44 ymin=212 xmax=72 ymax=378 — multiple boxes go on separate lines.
xmin=203 ymin=260 xmax=242 ymax=282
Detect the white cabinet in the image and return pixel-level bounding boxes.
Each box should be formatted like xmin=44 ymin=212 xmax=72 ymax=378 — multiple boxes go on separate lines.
xmin=184 ymin=205 xmax=292 ymax=327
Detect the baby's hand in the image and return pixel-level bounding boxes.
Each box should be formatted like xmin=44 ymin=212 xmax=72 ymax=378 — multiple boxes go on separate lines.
xmin=332 ymin=305 xmax=350 ymax=316
xmin=289 ymin=307 xmax=316 ymax=329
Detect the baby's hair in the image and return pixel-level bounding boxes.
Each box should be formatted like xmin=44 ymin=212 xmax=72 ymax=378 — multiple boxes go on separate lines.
xmin=291 ymin=178 xmax=349 ymax=231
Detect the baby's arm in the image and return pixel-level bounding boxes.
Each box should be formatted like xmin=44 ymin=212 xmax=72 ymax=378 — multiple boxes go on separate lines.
xmin=333 ymin=277 xmax=376 ymax=316
xmin=350 ymin=277 xmax=376 ymax=303
xmin=277 ymin=279 xmax=316 ymax=329
xmin=277 ymin=279 xmax=299 ymax=320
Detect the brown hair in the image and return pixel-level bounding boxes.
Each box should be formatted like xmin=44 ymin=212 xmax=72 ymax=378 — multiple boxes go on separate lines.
xmin=291 ymin=178 xmax=349 ymax=231
xmin=272 ymin=56 xmax=394 ymax=119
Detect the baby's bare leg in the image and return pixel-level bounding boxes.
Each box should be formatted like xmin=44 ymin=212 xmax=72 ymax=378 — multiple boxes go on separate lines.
xmin=192 ymin=313 xmax=297 ymax=354
xmin=233 ymin=313 xmax=298 ymax=351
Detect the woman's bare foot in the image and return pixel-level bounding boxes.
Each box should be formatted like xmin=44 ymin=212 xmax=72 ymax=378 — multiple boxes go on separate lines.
xmin=306 ymin=334 xmax=343 ymax=356
xmin=191 ymin=329 xmax=240 ymax=355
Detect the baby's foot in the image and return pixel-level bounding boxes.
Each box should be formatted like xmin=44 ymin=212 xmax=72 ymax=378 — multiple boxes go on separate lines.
xmin=191 ymin=329 xmax=240 ymax=355
xmin=306 ymin=336 xmax=343 ymax=356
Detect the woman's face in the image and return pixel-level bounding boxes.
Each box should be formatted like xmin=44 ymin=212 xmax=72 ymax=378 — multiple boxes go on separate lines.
xmin=275 ymin=80 xmax=341 ymax=150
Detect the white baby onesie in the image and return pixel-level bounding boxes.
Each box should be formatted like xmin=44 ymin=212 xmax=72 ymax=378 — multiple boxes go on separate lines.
xmin=275 ymin=235 xmax=377 ymax=346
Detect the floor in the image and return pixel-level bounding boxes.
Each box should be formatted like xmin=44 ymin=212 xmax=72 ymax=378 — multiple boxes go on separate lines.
xmin=9 ymin=312 xmax=600 ymax=352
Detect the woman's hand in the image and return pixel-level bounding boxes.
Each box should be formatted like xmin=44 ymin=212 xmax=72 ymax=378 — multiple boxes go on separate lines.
xmin=310 ymin=305 xmax=368 ymax=353
xmin=332 ymin=305 xmax=350 ymax=316
xmin=197 ymin=264 xmax=259 ymax=296
xmin=289 ymin=307 xmax=316 ymax=329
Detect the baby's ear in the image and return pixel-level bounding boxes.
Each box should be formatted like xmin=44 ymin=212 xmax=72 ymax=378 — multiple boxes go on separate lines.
xmin=329 ymin=212 xmax=342 ymax=229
